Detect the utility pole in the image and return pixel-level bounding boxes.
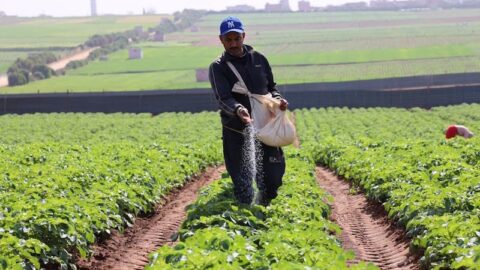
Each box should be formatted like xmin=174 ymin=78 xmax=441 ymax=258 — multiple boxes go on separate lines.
xmin=91 ymin=0 xmax=97 ymax=16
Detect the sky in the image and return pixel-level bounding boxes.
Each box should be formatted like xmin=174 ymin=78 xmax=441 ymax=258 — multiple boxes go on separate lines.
xmin=0 ymin=0 xmax=365 ymax=17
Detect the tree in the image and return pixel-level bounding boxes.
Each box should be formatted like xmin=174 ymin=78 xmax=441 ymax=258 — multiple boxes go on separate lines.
xmin=32 ymin=65 xmax=54 ymax=79
xmin=13 ymin=58 xmax=35 ymax=71
xmin=8 ymin=70 xmax=29 ymax=86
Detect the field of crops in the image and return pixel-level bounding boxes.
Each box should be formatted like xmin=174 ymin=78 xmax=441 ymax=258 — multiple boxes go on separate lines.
xmin=0 ymin=112 xmax=222 ymax=269
xmin=1 ymin=103 xmax=478 ymax=269
xmin=3 ymin=9 xmax=480 ymax=93
xmin=146 ymin=153 xmax=376 ymax=270
xmin=295 ymin=104 xmax=480 ymax=269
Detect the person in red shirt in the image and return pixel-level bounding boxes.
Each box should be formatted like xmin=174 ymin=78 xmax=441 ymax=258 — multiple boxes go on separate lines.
xmin=445 ymin=125 xmax=474 ymax=139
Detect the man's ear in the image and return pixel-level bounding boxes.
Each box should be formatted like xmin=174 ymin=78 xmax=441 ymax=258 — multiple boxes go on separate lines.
xmin=219 ymin=35 xmax=223 ymax=42
xmin=242 ymin=33 xmax=246 ymax=39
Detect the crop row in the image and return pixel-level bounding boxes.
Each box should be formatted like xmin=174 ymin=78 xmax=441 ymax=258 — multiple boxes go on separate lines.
xmin=147 ymin=151 xmax=377 ymax=269
xmin=295 ymin=104 xmax=480 ymax=269
xmin=2 ymin=105 xmax=479 ymax=269
xmin=0 ymin=112 xmax=223 ymax=269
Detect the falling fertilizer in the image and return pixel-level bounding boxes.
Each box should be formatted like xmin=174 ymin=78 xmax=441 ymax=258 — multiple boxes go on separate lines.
xmin=242 ymin=124 xmax=264 ymax=204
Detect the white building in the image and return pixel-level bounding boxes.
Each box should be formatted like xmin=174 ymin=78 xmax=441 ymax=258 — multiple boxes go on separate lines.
xmin=153 ymin=31 xmax=165 ymax=42
xmin=195 ymin=69 xmax=209 ymax=82
xmin=129 ymin=48 xmax=143 ymax=59
xmin=265 ymin=0 xmax=291 ymax=12
xmin=280 ymin=0 xmax=291 ymax=11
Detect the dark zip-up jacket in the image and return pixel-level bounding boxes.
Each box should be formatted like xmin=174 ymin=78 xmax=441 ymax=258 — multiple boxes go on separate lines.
xmin=209 ymin=44 xmax=283 ymax=132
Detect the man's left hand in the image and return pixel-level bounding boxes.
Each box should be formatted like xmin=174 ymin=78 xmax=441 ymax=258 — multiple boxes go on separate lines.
xmin=279 ymin=99 xmax=288 ymax=111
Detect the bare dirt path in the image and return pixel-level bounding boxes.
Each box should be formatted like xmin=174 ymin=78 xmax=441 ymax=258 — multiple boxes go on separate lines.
xmin=315 ymin=167 xmax=420 ymax=270
xmin=0 ymin=74 xmax=7 ymax=88
xmin=77 ymin=165 xmax=225 ymax=270
xmin=47 ymin=47 xmax=98 ymax=71
xmin=0 ymin=47 xmax=98 ymax=88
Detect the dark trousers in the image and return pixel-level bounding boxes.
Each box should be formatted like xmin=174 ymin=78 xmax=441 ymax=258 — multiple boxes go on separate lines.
xmin=222 ymin=127 xmax=285 ymax=205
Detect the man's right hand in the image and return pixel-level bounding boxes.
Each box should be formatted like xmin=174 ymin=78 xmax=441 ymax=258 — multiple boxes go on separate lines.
xmin=236 ymin=107 xmax=252 ymax=124
xmin=279 ymin=99 xmax=288 ymax=111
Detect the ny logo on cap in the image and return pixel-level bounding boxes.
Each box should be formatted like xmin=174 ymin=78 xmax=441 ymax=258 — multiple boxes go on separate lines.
xmin=228 ymin=21 xmax=235 ymax=28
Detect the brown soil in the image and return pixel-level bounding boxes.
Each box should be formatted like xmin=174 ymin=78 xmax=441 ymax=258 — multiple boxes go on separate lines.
xmin=47 ymin=47 xmax=98 ymax=71
xmin=77 ymin=165 xmax=225 ymax=270
xmin=315 ymin=167 xmax=420 ymax=270
xmin=0 ymin=74 xmax=7 ymax=88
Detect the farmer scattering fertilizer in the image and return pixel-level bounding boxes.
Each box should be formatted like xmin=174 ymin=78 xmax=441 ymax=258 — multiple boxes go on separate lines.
xmin=209 ymin=16 xmax=295 ymax=206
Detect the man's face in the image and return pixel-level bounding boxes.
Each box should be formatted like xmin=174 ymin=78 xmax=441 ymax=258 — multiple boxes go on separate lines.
xmin=219 ymin=32 xmax=245 ymax=57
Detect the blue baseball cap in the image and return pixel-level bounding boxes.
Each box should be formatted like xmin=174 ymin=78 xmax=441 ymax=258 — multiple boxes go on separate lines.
xmin=219 ymin=16 xmax=244 ymax=36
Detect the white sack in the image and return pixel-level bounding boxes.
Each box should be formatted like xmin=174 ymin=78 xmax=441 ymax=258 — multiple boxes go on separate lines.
xmin=255 ymin=96 xmax=296 ymax=147
xmin=231 ymin=81 xmax=296 ymax=147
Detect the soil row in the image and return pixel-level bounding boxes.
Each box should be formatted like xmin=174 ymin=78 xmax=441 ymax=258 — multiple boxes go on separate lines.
xmin=77 ymin=165 xmax=224 ymax=270
xmin=316 ymin=167 xmax=420 ymax=270
xmin=77 ymin=164 xmax=420 ymax=270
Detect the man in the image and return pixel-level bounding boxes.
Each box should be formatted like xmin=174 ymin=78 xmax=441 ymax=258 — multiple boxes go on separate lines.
xmin=209 ymin=16 xmax=288 ymax=205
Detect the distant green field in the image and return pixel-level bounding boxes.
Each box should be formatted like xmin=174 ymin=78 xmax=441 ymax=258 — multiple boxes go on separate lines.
xmin=4 ymin=56 xmax=480 ymax=94
xmin=198 ymin=9 xmax=480 ymax=26
xmin=273 ymin=56 xmax=480 ymax=85
xmin=0 ymin=15 xmax=169 ymax=48
xmin=0 ymin=15 xmax=169 ymax=73
xmin=1 ymin=70 xmax=210 ymax=93
xmin=2 ymin=9 xmax=480 ymax=94
xmin=0 ymin=51 xmax=29 ymax=72
xmin=252 ymin=23 xmax=480 ymax=47
xmin=69 ymin=43 xmax=219 ymax=75
xmin=69 ymin=43 xmax=475 ymax=75
xmin=268 ymin=44 xmax=475 ymax=65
